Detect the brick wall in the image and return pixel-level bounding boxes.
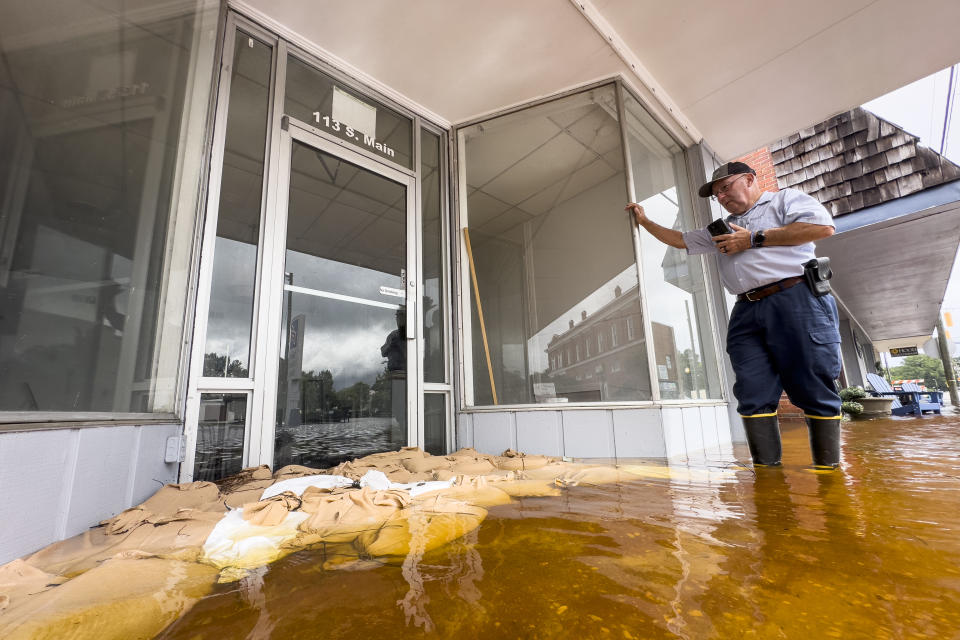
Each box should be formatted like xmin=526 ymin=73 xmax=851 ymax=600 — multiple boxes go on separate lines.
xmin=736 ymin=147 xmax=779 ymax=193
xmin=777 ymin=393 xmax=807 ymax=425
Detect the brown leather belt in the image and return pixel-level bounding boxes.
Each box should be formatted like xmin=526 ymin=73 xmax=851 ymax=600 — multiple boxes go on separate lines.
xmin=736 ymin=276 xmax=805 ymax=302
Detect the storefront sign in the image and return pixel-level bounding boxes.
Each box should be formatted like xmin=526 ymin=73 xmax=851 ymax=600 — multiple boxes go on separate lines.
xmin=312 ymin=87 xmax=396 ymax=160
xmin=890 ymin=346 xmax=918 ymax=357
xmin=61 ymin=82 xmax=150 ymax=108
xmin=379 ymin=286 xmax=405 ymax=299
xmin=312 ymin=111 xmax=396 ymax=159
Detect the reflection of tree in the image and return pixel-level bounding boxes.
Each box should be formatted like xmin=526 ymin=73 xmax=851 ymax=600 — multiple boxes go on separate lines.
xmin=300 ymin=369 xmax=336 ymax=422
xmin=370 ymin=369 xmax=392 ymax=416
xmin=338 ymin=380 xmax=372 ymax=418
xmin=283 ymin=366 xmax=394 ymax=423
xmin=203 ymin=352 xmax=248 ymax=377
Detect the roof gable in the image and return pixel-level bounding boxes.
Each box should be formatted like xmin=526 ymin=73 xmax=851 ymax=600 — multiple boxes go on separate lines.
xmin=769 ymin=107 xmax=960 ymax=216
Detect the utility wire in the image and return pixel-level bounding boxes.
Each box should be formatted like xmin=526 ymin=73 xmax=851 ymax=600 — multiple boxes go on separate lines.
xmin=939 ymin=64 xmax=957 ymax=156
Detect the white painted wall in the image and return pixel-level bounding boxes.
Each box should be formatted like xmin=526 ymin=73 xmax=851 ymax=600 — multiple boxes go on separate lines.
xmin=0 ymin=424 xmax=180 ymax=564
xmin=457 ymin=404 xmax=733 ymax=462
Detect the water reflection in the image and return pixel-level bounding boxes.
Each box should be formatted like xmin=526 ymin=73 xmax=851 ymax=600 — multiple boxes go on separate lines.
xmin=161 ymin=414 xmax=960 ymax=638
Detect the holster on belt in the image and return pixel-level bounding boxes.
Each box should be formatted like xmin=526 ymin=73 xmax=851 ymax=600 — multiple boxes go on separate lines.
xmin=803 ymin=257 xmax=832 ymax=297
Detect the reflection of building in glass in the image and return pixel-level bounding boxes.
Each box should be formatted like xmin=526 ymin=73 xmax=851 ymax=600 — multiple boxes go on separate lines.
xmin=193 ymin=394 xmax=247 ymax=482
xmin=651 ymin=322 xmax=681 ymax=399
xmin=544 ymin=285 xmax=653 ymax=401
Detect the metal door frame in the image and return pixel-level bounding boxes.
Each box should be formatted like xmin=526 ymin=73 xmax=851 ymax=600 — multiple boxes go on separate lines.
xmin=253 ymin=121 xmax=420 ymax=465
xmin=183 ymin=11 xmax=451 ymax=482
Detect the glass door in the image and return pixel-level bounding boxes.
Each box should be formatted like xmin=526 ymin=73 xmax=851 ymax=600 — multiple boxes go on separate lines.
xmin=264 ymin=124 xmax=418 ymax=469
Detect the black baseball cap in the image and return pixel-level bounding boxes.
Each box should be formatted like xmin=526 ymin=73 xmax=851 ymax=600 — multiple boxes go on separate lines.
xmin=697 ymin=161 xmax=756 ymax=198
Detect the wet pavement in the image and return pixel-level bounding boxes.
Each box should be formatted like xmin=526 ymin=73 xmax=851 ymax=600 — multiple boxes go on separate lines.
xmin=157 ymin=411 xmax=960 ymax=639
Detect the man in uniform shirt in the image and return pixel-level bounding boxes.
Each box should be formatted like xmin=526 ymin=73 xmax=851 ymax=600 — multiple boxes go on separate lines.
xmin=625 ymin=161 xmax=843 ymax=468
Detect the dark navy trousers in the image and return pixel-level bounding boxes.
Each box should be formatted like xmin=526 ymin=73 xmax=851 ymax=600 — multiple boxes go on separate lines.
xmin=727 ymin=283 xmax=842 ymax=418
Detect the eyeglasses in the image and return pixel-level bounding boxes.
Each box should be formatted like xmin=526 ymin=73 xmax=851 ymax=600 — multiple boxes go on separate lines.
xmin=710 ymin=174 xmax=747 ymax=200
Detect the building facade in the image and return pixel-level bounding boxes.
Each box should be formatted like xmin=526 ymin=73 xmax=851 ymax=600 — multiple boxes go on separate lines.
xmin=3 ymin=0 xmax=960 ymax=563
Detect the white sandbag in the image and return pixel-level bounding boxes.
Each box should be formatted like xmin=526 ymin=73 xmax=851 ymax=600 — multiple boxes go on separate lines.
xmin=358 ymin=469 xmax=454 ymax=498
xmin=259 ymin=474 xmax=354 ymax=500
xmin=202 ymin=508 xmax=309 ymax=569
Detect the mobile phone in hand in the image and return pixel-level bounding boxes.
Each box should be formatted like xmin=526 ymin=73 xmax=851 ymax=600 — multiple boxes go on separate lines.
xmin=707 ymin=218 xmax=733 ymax=236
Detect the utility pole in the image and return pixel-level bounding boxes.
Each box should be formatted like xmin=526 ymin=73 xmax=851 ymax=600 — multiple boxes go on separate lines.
xmin=936 ymin=315 xmax=959 ymax=407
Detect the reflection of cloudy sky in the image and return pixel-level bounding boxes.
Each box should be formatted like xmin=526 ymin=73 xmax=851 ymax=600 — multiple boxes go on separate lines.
xmin=204 ymin=239 xmax=404 ymax=385
xmin=204 ymin=237 xmax=256 ymax=365
xmin=283 ymin=251 xmax=403 ymax=388
xmin=287 ymin=294 xmax=398 ymax=388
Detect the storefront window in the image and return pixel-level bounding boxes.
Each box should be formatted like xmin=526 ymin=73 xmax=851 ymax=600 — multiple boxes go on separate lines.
xmin=421 ymin=129 xmax=446 ymax=382
xmin=201 ymin=31 xmax=273 ymax=379
xmin=0 ymin=0 xmax=219 ymax=415
xmin=193 ymin=393 xmax=248 ymax=481
xmin=424 ymin=393 xmax=446 ymax=456
xmin=460 ymin=85 xmax=650 ymax=404
xmin=623 ymin=93 xmax=722 ymax=400
xmin=284 ymin=55 xmax=413 ymax=169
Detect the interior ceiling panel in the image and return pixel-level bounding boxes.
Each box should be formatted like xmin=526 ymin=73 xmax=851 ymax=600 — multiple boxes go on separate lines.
xmin=463 ymin=190 xmax=511 ymax=227
xmin=463 ymin=118 xmax=563 ymax=186
xmin=242 ymin=0 xmax=960 ymax=158
xmin=517 ymin=181 xmax=564 ymax=217
xmin=557 ymin=159 xmax=617 ymax=203
xmin=481 ymin=134 xmax=589 ymax=204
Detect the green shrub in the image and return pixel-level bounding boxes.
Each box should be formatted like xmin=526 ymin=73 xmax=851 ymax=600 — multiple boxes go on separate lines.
xmin=842 ymin=401 xmax=864 ymax=416
xmin=839 ymin=386 xmax=867 ymax=401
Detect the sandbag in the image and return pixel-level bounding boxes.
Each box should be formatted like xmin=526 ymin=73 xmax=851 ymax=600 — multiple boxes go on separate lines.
xmin=361 ymin=495 xmax=487 ymax=559
xmin=298 ymin=487 xmax=410 ymax=543
xmin=241 ymin=492 xmax=302 ymax=527
xmin=0 ymin=557 xmax=219 ymax=640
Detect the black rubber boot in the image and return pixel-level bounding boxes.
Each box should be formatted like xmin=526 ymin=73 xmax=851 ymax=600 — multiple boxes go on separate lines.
xmin=742 ymin=415 xmax=782 ymax=466
xmin=805 ymin=416 xmax=841 ymax=468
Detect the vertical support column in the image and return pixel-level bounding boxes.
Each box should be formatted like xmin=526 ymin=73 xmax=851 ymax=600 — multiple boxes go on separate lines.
xmin=252 ymin=39 xmax=289 ymax=468
xmin=616 ymin=80 xmax=660 ymax=402
xmin=937 ymin=315 xmax=960 ymax=406
xmin=686 ymin=141 xmax=744 ymax=442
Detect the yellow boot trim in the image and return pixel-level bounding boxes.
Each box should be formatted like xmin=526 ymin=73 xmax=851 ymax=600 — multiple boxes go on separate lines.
xmin=804 ymin=414 xmax=843 ymax=420
xmin=740 ymin=412 xmax=778 ymax=418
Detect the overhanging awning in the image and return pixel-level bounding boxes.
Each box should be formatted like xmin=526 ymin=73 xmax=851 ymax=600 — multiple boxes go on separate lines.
xmin=817 ymin=181 xmax=960 ymax=342
xmin=235 ymin=0 xmax=960 ymax=159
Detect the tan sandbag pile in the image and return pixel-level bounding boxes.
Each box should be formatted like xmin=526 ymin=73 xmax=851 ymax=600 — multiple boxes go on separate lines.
xmin=273 ymin=463 xmax=325 ymax=481
xmin=361 ymin=494 xmax=488 ymax=559
xmin=0 ymin=557 xmax=219 ymax=640
xmin=0 ymin=560 xmax=66 ymax=613
xmin=216 ymin=465 xmax=277 ymax=508
xmin=101 ymin=481 xmax=223 ymax=534
xmin=495 ymin=448 xmax=552 ymax=471
xmin=298 ymin=486 xmax=411 ymax=542
xmin=0 ymin=445 xmax=695 ymax=640
xmin=21 ymin=482 xmax=226 ymax=580
xmin=241 ymin=491 xmax=302 ymax=527
xmin=330 ymin=458 xmax=419 ymax=484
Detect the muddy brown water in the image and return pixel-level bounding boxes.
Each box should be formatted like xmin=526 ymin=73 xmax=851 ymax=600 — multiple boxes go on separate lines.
xmin=158 ymin=414 xmax=960 ymax=639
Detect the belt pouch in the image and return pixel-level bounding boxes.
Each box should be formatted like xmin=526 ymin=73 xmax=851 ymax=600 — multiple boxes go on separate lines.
xmin=803 ymin=257 xmax=832 ymax=297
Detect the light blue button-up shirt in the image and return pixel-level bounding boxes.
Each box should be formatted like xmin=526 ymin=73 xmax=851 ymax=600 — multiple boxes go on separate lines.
xmin=681 ymin=189 xmax=834 ymax=295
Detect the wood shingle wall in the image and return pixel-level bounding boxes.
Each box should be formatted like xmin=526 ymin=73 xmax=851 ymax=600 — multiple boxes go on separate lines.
xmin=767 ymin=107 xmax=960 ymax=216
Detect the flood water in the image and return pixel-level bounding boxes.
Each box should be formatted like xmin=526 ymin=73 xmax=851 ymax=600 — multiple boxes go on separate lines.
xmin=158 ymin=414 xmax=960 ymax=639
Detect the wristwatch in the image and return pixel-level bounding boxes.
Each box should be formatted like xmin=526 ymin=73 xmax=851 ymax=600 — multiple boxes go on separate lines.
xmin=753 ymin=229 xmax=766 ymax=248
